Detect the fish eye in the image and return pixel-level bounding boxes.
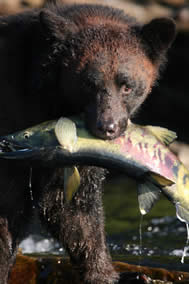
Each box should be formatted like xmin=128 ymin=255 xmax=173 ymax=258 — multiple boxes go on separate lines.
xmin=23 ymin=132 xmax=30 ymax=139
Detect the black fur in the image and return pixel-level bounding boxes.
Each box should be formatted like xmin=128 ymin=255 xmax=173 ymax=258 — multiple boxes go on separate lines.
xmin=0 ymin=3 xmax=176 ymax=283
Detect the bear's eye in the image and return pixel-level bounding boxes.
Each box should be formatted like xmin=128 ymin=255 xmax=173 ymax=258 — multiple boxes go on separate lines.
xmin=121 ymin=84 xmax=132 ymax=96
xmin=23 ymin=132 xmax=30 ymax=139
xmin=116 ymin=74 xmax=132 ymax=95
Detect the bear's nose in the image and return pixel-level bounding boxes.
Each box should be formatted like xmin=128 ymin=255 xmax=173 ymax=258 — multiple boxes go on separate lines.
xmin=97 ymin=121 xmax=119 ymax=139
xmin=105 ymin=123 xmax=117 ymax=137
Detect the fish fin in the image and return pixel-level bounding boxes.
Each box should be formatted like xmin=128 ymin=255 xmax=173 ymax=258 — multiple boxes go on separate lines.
xmin=55 ymin=117 xmax=77 ymax=152
xmin=144 ymin=125 xmax=177 ymax=146
xmin=176 ymin=203 xmax=189 ymax=224
xmin=64 ymin=166 xmax=81 ymax=203
xmin=150 ymin=173 xmax=174 ymax=187
xmin=138 ymin=181 xmax=161 ymax=215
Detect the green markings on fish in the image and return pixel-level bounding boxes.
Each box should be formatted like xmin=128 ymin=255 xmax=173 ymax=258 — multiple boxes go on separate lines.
xmin=1 ymin=117 xmax=189 ymax=224
xmin=55 ymin=117 xmax=80 ymax=203
xmin=137 ymin=126 xmax=177 ymax=215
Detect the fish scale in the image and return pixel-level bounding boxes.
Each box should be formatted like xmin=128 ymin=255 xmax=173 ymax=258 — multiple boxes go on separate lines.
xmin=0 ymin=117 xmax=189 ymax=224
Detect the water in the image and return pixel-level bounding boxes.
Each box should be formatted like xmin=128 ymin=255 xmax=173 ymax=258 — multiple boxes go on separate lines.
xmin=138 ymin=214 xmax=143 ymax=270
xmin=139 ymin=214 xmax=143 ymax=257
xmin=29 ymin=167 xmax=35 ymax=209
xmin=19 ymin=214 xmax=189 ymax=273
xmin=19 ymin=217 xmax=187 ymax=257
xmin=20 ymin=234 xmax=62 ymax=254
xmin=181 ymin=223 xmax=189 ymax=264
xmin=19 ymin=175 xmax=189 ymax=272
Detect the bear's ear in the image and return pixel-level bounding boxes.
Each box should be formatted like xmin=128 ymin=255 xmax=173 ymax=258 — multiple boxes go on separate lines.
xmin=40 ymin=9 xmax=77 ymax=40
xmin=141 ymin=18 xmax=176 ymax=60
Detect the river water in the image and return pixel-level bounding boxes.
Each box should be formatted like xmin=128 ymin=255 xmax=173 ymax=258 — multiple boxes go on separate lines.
xmin=19 ymin=175 xmax=189 ymax=272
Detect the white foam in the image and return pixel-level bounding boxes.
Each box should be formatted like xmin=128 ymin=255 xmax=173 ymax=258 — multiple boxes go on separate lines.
xmin=19 ymin=235 xmax=63 ymax=254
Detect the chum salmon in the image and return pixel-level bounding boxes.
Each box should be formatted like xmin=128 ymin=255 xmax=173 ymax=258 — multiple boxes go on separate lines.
xmin=0 ymin=117 xmax=189 ymax=223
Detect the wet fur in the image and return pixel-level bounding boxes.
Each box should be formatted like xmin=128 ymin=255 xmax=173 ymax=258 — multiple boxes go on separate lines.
xmin=0 ymin=2 xmax=176 ymax=284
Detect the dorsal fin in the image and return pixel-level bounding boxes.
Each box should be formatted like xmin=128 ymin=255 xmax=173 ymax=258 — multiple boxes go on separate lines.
xmin=144 ymin=125 xmax=177 ymax=146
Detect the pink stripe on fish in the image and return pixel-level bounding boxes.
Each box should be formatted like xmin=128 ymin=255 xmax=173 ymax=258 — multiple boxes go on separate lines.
xmin=113 ymin=128 xmax=179 ymax=183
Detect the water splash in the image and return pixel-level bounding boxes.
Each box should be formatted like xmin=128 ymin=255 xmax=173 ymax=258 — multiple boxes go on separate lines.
xmin=139 ymin=214 xmax=143 ymax=256
xmin=19 ymin=234 xmax=63 ymax=254
xmin=138 ymin=214 xmax=143 ymax=267
xmin=175 ymin=202 xmax=189 ymax=263
xmin=29 ymin=168 xmax=33 ymax=198
xmin=181 ymin=223 xmax=189 ymax=264
xmin=29 ymin=167 xmax=35 ymax=208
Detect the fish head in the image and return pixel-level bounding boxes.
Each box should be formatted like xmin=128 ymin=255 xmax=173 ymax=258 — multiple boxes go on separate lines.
xmin=0 ymin=121 xmax=57 ymax=156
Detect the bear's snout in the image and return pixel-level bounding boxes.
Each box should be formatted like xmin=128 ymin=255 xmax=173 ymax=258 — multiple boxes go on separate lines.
xmin=87 ymin=116 xmax=127 ymax=140
xmin=96 ymin=119 xmax=125 ymax=140
xmin=97 ymin=120 xmax=118 ymax=139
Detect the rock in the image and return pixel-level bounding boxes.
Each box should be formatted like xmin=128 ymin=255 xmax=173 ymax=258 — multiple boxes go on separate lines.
xmin=8 ymin=254 xmax=189 ymax=284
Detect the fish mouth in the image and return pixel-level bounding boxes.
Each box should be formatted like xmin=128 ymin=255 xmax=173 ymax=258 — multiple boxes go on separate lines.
xmin=0 ymin=139 xmax=25 ymax=151
xmin=0 ymin=139 xmax=34 ymax=158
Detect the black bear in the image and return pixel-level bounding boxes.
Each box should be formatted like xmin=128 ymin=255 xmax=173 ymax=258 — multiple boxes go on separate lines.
xmin=0 ymin=2 xmax=175 ymax=284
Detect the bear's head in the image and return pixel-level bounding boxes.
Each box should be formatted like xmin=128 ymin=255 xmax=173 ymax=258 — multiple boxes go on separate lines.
xmin=40 ymin=5 xmax=176 ymax=139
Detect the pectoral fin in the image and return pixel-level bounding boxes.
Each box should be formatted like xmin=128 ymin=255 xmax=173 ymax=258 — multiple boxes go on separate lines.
xmin=64 ymin=166 xmax=80 ymax=203
xmin=138 ymin=181 xmax=161 ymax=215
xmin=55 ymin=117 xmax=77 ymax=151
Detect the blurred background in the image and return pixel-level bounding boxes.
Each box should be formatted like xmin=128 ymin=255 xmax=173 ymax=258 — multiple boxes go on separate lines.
xmin=1 ymin=0 xmax=189 ymax=281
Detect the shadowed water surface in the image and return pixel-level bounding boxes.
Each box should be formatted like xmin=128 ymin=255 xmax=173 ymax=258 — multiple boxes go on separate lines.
xmin=19 ymin=175 xmax=189 ymax=276
xmin=104 ymin=176 xmax=189 ymax=271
